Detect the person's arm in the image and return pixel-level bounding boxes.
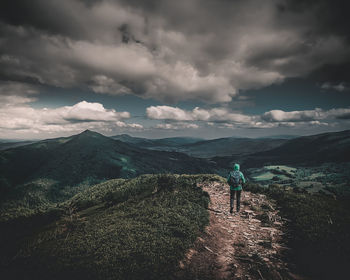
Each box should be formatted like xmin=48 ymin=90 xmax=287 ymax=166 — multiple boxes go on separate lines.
xmin=240 ymin=172 xmax=246 ymax=184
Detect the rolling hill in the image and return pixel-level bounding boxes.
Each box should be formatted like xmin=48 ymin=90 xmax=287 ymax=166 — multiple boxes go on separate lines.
xmin=112 ymin=134 xmax=288 ymax=158
xmin=212 ymin=129 xmax=350 ymax=169
xmin=111 ymin=134 xmax=203 ymax=149
xmin=0 ymin=140 xmax=36 ymax=151
xmin=0 ymin=130 xmax=222 ymax=213
xmin=248 ymin=129 xmax=350 ymax=166
xmin=177 ymin=137 xmax=288 ymax=158
xmin=0 ymin=130 xmax=220 ymax=186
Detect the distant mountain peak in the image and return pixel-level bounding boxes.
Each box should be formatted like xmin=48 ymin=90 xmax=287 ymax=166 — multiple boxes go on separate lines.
xmin=72 ymin=130 xmax=111 ymax=141
xmin=81 ymin=129 xmax=94 ymax=134
xmin=78 ymin=129 xmax=103 ymax=136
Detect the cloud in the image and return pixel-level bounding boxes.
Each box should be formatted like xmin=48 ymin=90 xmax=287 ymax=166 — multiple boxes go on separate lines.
xmin=1 ymin=0 xmax=349 ymax=103
xmin=321 ymin=82 xmax=349 ymax=92
xmin=261 ymin=109 xmax=324 ymax=122
xmin=0 ymin=84 xmax=143 ymax=135
xmin=146 ymin=106 xmax=255 ymax=123
xmin=146 ymin=106 xmax=193 ymax=121
xmin=56 ymin=101 xmax=130 ymax=123
xmin=155 ymin=123 xmax=199 ymax=130
xmin=146 ymin=105 xmax=350 ymax=129
xmin=262 ymin=108 xmax=350 ymax=122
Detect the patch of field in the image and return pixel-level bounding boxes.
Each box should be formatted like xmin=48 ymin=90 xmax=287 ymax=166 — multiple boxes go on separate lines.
xmin=265 ymin=165 xmax=296 ymax=173
xmin=297 ymin=181 xmax=325 ymax=193
xmin=252 ymin=172 xmax=275 ymax=181
xmin=307 ymin=172 xmax=324 ymax=180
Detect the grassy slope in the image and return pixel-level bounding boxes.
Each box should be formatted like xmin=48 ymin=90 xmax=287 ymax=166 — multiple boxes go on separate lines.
xmin=245 ymin=183 xmax=350 ymax=280
xmin=0 ymin=174 xmax=220 ymax=280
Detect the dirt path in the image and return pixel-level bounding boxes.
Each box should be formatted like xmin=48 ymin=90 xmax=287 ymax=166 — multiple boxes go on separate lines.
xmin=176 ymin=181 xmax=305 ymax=280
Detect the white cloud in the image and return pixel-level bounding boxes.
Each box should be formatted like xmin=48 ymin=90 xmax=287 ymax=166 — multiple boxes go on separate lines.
xmin=0 ymin=94 xmax=144 ymax=135
xmin=146 ymin=105 xmax=255 ymax=123
xmin=262 ymin=108 xmax=350 ymax=122
xmin=146 ymin=105 xmax=350 ymax=130
xmin=321 ymin=82 xmax=349 ymax=92
xmin=261 ymin=109 xmax=324 ymax=122
xmin=155 ymin=123 xmax=199 ymax=130
xmin=146 ymin=106 xmax=193 ymax=121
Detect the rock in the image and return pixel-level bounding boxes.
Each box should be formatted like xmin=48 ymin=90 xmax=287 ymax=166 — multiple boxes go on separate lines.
xmin=261 ymin=227 xmax=272 ymax=231
xmin=179 ymin=261 xmax=185 ymax=269
xmin=204 ymin=246 xmax=214 ymax=253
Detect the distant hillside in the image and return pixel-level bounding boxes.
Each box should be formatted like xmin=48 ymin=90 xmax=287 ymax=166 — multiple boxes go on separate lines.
xmin=111 ymin=134 xmax=202 ymax=148
xmin=112 ymin=134 xmax=287 ymax=158
xmin=257 ymin=134 xmax=300 ymax=139
xmin=0 ymin=130 xmax=222 ymax=210
xmin=178 ymin=137 xmax=288 ymax=158
xmin=216 ymin=130 xmax=350 ymax=168
xmin=252 ymin=129 xmax=350 ymax=165
xmin=0 ymin=140 xmax=36 ymax=151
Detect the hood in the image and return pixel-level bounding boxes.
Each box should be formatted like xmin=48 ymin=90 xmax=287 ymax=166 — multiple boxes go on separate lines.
xmin=234 ymin=163 xmax=240 ymax=171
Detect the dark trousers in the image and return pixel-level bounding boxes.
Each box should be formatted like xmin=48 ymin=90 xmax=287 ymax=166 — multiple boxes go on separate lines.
xmin=230 ymin=190 xmax=242 ymax=211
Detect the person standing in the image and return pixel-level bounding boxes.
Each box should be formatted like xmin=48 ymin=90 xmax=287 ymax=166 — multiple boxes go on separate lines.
xmin=227 ymin=163 xmax=245 ymax=214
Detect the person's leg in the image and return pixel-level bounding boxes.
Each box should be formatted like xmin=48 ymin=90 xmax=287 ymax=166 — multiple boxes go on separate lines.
xmin=236 ymin=190 xmax=242 ymax=212
xmin=230 ymin=190 xmax=235 ymax=213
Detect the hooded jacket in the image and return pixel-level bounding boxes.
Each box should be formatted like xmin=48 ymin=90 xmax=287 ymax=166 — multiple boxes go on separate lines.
xmin=227 ymin=163 xmax=245 ymax=191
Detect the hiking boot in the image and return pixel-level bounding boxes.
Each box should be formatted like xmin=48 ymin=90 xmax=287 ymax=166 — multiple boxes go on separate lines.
xmin=230 ymin=207 xmax=233 ymax=214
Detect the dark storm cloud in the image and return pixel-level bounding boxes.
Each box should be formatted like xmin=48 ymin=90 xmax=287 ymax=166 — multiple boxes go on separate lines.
xmin=0 ymin=0 xmax=349 ymax=103
xmin=282 ymin=0 xmax=350 ymax=39
xmin=0 ymin=0 xmax=88 ymax=39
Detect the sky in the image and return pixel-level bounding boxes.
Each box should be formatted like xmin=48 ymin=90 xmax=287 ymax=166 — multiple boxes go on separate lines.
xmin=0 ymin=0 xmax=350 ymax=140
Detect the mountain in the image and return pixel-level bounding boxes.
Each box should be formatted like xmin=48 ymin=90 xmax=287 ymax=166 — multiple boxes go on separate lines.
xmin=266 ymin=129 xmax=350 ymax=162
xmin=227 ymin=129 xmax=350 ymax=168
xmin=0 ymin=140 xmax=36 ymax=151
xmin=0 ymin=130 xmax=221 ymax=207
xmin=112 ymin=134 xmax=288 ymax=158
xmin=257 ymin=134 xmax=300 ymax=139
xmin=111 ymin=134 xmax=155 ymax=145
xmin=177 ymin=137 xmax=288 ymax=158
xmin=111 ymin=134 xmax=203 ymax=148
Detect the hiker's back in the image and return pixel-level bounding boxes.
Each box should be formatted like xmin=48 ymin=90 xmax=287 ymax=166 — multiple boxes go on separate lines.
xmin=228 ymin=170 xmax=241 ymax=188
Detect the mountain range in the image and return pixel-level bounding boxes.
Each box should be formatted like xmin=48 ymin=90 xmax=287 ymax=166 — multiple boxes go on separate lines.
xmin=240 ymin=129 xmax=350 ymax=167
xmin=0 ymin=130 xmax=220 ymax=190
xmin=112 ymin=134 xmax=288 ymax=158
xmin=1 ymin=129 xmax=350 ymax=210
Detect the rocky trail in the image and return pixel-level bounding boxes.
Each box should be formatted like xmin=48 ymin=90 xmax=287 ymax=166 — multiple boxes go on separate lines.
xmin=176 ymin=181 xmax=306 ymax=280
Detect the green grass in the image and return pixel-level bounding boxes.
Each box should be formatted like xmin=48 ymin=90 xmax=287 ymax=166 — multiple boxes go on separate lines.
xmin=244 ymin=182 xmax=350 ymax=279
xmin=1 ymin=174 xmax=213 ymax=280
xmin=265 ymin=165 xmax=296 ymax=172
